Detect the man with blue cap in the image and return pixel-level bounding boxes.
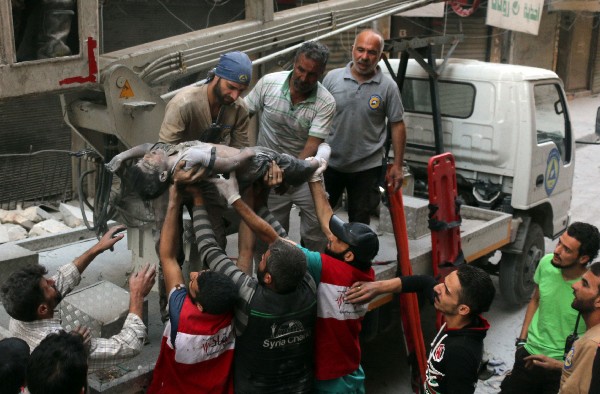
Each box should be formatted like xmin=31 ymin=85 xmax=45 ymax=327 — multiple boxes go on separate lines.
xmin=160 ymin=50 xmax=253 ymax=149
xmin=155 ymin=51 xmax=253 ymax=322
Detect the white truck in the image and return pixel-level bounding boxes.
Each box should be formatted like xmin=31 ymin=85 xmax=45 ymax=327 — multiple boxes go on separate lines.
xmin=382 ymin=58 xmax=574 ymax=304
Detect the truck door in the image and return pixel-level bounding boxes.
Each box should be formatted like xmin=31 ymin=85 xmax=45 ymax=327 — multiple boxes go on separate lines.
xmin=530 ymin=82 xmax=574 ymax=236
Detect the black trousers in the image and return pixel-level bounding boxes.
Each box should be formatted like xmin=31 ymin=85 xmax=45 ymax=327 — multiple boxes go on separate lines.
xmin=500 ymin=346 xmax=561 ymax=394
xmin=324 ymin=166 xmax=382 ymax=225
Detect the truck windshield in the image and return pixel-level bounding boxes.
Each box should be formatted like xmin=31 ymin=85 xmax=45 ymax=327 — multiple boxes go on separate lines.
xmin=534 ymin=83 xmax=571 ymax=163
xmin=401 ymin=78 xmax=475 ymax=118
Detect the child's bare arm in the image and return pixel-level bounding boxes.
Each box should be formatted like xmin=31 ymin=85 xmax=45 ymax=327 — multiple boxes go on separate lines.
xmin=106 ymin=143 xmax=154 ymax=173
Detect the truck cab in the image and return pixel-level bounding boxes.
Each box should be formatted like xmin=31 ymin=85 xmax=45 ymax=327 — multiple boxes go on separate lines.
xmin=382 ymin=58 xmax=575 ymax=303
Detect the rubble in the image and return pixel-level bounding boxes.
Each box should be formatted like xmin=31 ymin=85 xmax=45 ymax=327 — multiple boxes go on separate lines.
xmin=0 ymin=203 xmax=92 ymax=244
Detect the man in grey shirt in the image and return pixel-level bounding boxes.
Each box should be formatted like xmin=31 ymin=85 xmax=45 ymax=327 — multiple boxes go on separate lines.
xmin=322 ymin=29 xmax=406 ymax=224
xmin=245 ymin=41 xmax=335 ymax=252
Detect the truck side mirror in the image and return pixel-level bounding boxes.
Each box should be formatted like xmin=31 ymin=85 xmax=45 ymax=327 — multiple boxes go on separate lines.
xmin=554 ymin=100 xmax=563 ymax=115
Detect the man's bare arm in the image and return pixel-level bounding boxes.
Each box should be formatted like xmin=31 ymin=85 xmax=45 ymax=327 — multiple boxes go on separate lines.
xmin=387 ymin=120 xmax=406 ymax=192
xmin=72 ymin=225 xmax=126 ymax=274
xmin=159 ymin=185 xmax=186 ymax=293
xmin=344 ymin=278 xmax=403 ymax=304
xmin=232 ymin=198 xmax=278 ymax=245
xmin=298 ymin=136 xmax=324 ymax=160
xmin=308 ymin=180 xmax=334 ymax=239
xmin=519 ymin=286 xmax=540 ymax=340
xmin=523 ymin=354 xmax=563 ymax=371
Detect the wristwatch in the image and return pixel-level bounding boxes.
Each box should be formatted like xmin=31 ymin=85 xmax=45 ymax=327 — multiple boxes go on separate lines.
xmin=515 ymin=337 xmax=527 ymax=347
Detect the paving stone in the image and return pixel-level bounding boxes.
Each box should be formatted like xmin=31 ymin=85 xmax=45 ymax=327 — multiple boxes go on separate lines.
xmin=60 ymin=203 xmax=94 ymax=228
xmin=0 ymin=226 xmax=8 ymax=244
xmin=20 ymin=206 xmax=53 ymax=222
xmin=29 ymin=219 xmax=71 ymax=237
xmin=378 ymin=195 xmax=430 ymax=240
xmin=3 ymin=223 xmax=28 ymax=242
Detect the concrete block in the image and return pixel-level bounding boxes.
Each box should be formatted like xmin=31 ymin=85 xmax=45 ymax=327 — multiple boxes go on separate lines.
xmin=60 ymin=203 xmax=94 ymax=228
xmin=0 ymin=209 xmax=8 ymax=223
xmin=59 ymin=281 xmax=148 ymax=339
xmin=378 ymin=195 xmax=430 ymax=240
xmin=0 ymin=243 xmax=39 ymax=287
xmin=29 ymin=219 xmax=71 ymax=237
xmin=3 ymin=212 xmax=34 ymax=230
xmin=20 ymin=206 xmax=53 ymax=222
xmin=16 ymin=226 xmax=97 ymax=252
xmin=0 ymin=226 xmax=8 ymax=244
xmin=1 ymin=223 xmax=28 ymax=242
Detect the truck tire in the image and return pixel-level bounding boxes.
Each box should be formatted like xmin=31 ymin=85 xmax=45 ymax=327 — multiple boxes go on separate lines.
xmin=499 ymin=223 xmax=544 ymax=305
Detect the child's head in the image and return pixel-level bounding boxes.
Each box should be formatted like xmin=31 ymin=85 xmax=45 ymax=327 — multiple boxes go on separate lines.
xmin=126 ymin=150 xmax=170 ymax=200
xmin=189 ymin=270 xmax=238 ymax=315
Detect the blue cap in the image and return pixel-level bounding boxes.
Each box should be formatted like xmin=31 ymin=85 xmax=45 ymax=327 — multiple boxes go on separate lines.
xmin=215 ymin=51 xmax=252 ymax=85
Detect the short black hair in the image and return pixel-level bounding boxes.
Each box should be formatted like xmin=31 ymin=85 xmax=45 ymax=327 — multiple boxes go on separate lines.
xmin=27 ymin=331 xmax=88 ymax=394
xmin=294 ymin=41 xmax=329 ymax=69
xmin=0 ymin=337 xmax=29 ymax=394
xmin=195 ymin=271 xmax=238 ymax=315
xmin=125 ymin=162 xmax=169 ymax=200
xmin=456 ymin=264 xmax=495 ymax=316
xmin=0 ymin=264 xmax=48 ymax=322
xmin=267 ymin=238 xmax=307 ymax=294
xmin=589 ymin=262 xmax=600 ymax=294
xmin=567 ymin=222 xmax=600 ymax=261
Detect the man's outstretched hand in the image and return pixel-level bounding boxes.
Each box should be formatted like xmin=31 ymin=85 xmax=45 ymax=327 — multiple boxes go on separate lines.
xmin=172 ymin=161 xmax=207 ymax=185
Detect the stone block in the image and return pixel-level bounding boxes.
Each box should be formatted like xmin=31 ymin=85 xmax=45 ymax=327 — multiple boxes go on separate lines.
xmin=59 ymin=203 xmax=94 ymax=228
xmin=59 ymin=281 xmax=148 ymax=339
xmin=378 ymin=195 xmax=430 ymax=240
xmin=0 ymin=243 xmax=39 ymax=287
xmin=29 ymin=219 xmax=71 ymax=237
xmin=20 ymin=206 xmax=53 ymax=222
xmin=3 ymin=212 xmax=34 ymax=230
xmin=0 ymin=226 xmax=8 ymax=244
xmin=0 ymin=209 xmax=8 ymax=223
xmin=1 ymin=223 xmax=28 ymax=242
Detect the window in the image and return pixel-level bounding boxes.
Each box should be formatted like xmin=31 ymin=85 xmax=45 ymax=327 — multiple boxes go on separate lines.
xmin=534 ymin=83 xmax=571 ymax=163
xmin=401 ymin=78 xmax=476 ymax=118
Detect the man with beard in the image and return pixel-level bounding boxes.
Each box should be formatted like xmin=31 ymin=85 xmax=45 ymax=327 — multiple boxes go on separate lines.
xmin=0 ymin=226 xmax=156 ymax=371
xmin=521 ymin=262 xmax=600 ymax=393
xmin=245 ymin=41 xmax=335 ymax=253
xmin=345 ymin=263 xmax=494 ymax=394
xmin=178 ymin=166 xmax=318 ymax=393
xmin=303 ymin=168 xmax=378 ymax=393
xmin=189 ymin=151 xmax=380 ymax=393
xmin=322 ymin=29 xmax=405 ymax=224
xmin=499 ymin=222 xmax=600 ymax=394
xmin=155 ymin=51 xmax=253 ymax=320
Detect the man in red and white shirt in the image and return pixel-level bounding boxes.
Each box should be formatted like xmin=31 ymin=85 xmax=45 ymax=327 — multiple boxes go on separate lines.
xmin=147 ymin=184 xmax=238 ymax=394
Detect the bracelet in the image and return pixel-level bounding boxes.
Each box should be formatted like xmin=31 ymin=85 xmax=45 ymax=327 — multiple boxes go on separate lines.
xmin=515 ymin=338 xmax=527 ymax=347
